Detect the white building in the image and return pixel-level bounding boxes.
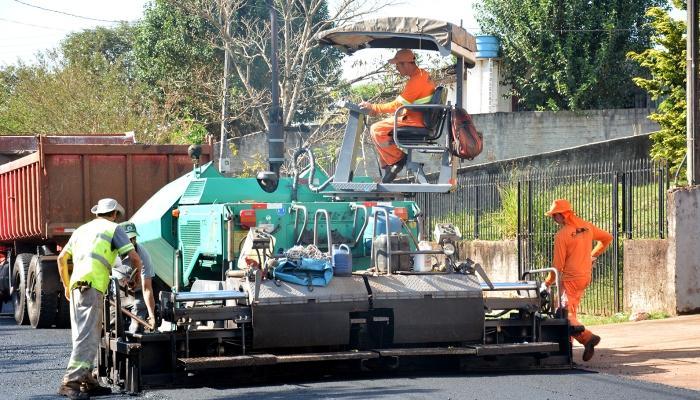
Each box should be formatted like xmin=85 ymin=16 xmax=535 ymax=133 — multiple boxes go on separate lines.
xmin=445 ymin=35 xmax=513 ymax=114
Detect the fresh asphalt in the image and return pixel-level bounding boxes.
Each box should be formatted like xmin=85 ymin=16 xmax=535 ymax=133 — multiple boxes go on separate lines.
xmin=1 ymin=305 xmax=698 ymax=400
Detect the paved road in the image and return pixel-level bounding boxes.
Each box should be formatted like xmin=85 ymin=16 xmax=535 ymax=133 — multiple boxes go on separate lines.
xmin=1 ymin=312 xmax=698 ymax=400
xmin=576 ymin=315 xmax=700 ymax=391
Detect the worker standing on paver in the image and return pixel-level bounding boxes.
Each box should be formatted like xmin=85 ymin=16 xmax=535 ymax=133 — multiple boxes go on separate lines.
xmin=112 ymin=221 xmax=156 ymax=333
xmin=359 ymin=48 xmax=436 ymax=183
xmin=57 ymin=198 xmax=143 ymax=399
xmin=543 ymin=198 xmax=612 ymax=362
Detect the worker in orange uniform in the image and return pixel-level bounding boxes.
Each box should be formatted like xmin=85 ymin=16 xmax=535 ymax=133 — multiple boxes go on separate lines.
xmin=359 ymin=49 xmax=435 ymax=183
xmin=543 ymin=199 xmax=612 ymax=362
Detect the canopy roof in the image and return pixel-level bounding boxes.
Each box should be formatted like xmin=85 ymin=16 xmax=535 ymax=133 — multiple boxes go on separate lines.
xmin=315 ymin=17 xmax=476 ymax=66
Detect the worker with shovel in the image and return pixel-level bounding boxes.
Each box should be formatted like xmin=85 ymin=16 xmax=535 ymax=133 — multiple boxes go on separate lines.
xmin=543 ymin=198 xmax=612 ymax=361
xmin=57 ymin=198 xmax=142 ymax=399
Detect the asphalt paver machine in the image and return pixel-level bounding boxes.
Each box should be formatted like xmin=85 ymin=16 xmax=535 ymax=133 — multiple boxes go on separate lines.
xmin=98 ymin=15 xmax=572 ymax=393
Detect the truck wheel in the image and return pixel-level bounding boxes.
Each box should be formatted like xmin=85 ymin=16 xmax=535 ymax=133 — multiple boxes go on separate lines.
xmin=26 ymin=255 xmax=60 ymax=328
xmin=12 ymin=253 xmax=33 ymax=325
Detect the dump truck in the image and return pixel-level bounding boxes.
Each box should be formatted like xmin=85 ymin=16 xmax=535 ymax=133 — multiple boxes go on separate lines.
xmin=0 ymin=135 xmax=211 ymax=328
xmin=98 ymin=15 xmax=572 ymax=393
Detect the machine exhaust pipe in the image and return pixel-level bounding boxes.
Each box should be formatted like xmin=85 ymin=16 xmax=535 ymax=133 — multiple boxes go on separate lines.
xmin=257 ymin=0 xmax=284 ymax=193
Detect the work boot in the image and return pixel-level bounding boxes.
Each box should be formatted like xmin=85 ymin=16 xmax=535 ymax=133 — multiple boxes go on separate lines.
xmin=381 ymin=155 xmax=407 ymax=183
xmin=57 ymin=382 xmax=89 ymax=400
xmin=82 ymin=376 xmax=112 ymax=397
xmin=582 ymin=334 xmax=601 ymax=361
xmin=569 ymin=325 xmax=585 ymax=335
xmin=82 ymin=384 xmax=112 ymax=397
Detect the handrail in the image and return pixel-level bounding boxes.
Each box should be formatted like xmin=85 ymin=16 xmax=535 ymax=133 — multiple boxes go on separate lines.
xmin=350 ymin=204 xmax=369 ymax=247
xmin=521 ymin=267 xmax=562 ymax=311
xmin=371 ymin=207 xmax=393 ymax=275
xmin=313 ymin=209 xmax=332 ymax=252
xmin=291 ymin=147 xmax=334 ymax=194
xmin=291 ymin=204 xmax=308 ymax=244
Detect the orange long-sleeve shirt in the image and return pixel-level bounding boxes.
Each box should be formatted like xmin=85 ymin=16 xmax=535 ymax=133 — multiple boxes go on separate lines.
xmin=546 ymin=221 xmax=613 ymax=285
xmin=370 ymin=68 xmax=435 ymax=127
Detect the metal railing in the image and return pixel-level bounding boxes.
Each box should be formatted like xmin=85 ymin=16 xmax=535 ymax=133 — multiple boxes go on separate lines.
xmin=415 ymin=158 xmax=669 ymax=315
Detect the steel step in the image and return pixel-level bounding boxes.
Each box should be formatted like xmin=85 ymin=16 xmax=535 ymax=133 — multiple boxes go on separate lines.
xmin=472 ymin=342 xmax=561 ymax=356
xmin=178 ymin=354 xmax=277 ymax=370
xmin=177 ymin=342 xmax=562 ymax=371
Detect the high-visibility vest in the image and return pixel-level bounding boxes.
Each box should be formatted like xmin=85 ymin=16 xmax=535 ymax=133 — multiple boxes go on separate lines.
xmin=68 ymin=218 xmax=128 ymax=294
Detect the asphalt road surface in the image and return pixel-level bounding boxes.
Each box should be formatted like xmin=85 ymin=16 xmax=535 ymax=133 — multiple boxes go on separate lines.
xmin=1 ymin=311 xmax=698 ymax=400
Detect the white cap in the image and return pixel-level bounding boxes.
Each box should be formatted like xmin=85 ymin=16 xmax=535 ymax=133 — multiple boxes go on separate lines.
xmin=91 ymin=198 xmax=125 ymax=216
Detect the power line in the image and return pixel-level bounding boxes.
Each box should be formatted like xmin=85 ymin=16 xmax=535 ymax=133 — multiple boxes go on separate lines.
xmin=0 ymin=17 xmax=71 ymax=31
xmin=12 ymin=0 xmax=126 ymax=23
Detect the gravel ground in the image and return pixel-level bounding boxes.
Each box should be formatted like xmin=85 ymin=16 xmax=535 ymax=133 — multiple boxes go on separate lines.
xmin=1 ymin=304 xmax=698 ymax=400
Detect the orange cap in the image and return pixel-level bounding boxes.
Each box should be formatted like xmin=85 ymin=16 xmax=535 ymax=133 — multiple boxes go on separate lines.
xmin=545 ymin=199 xmax=573 ymax=216
xmin=388 ymin=49 xmax=416 ymax=64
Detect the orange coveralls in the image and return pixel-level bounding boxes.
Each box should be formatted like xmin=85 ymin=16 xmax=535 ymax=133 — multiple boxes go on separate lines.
xmin=546 ymin=215 xmax=612 ymax=345
xmin=368 ymin=68 xmax=435 ymax=167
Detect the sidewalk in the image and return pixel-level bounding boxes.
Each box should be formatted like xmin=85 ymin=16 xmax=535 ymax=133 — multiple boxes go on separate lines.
xmin=573 ymin=314 xmax=700 ymax=391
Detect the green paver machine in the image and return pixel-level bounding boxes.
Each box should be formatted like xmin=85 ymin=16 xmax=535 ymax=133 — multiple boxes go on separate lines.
xmin=99 ymin=13 xmax=572 ymax=393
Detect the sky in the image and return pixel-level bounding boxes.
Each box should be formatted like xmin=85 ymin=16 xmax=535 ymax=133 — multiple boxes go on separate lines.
xmin=0 ymin=0 xmax=146 ymax=66
xmin=0 ymin=0 xmax=480 ymax=70
xmin=0 ymin=0 xmax=685 ymax=76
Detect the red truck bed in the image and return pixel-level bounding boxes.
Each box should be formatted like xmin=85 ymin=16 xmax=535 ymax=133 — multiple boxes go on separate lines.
xmin=0 ymin=140 xmax=211 ymax=243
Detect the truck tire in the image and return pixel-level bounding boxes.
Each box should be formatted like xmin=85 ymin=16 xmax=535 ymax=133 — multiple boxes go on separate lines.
xmin=12 ymin=253 xmax=33 ymax=325
xmin=26 ymin=255 xmax=60 ymax=328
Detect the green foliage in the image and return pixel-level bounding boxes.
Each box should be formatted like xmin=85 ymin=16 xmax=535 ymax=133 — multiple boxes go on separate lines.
xmin=0 ymin=56 xmax=155 ymax=135
xmin=133 ymin=0 xmax=222 ymax=123
xmin=476 ymin=0 xmax=666 ymax=110
xmin=0 ymin=0 xmax=343 ymax=142
xmin=579 ymin=310 xmax=669 ymax=325
xmin=628 ymin=5 xmax=687 ymax=178
xmin=61 ymin=24 xmax=135 ymax=74
xmin=168 ymin=117 xmax=209 ymax=145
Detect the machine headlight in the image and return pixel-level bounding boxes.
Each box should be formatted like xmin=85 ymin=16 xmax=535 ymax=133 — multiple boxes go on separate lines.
xmin=442 ymin=242 xmax=456 ymax=256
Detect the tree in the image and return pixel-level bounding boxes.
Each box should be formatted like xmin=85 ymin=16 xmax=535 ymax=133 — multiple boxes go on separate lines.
xmin=61 ymin=24 xmax=135 ymax=75
xmin=173 ymin=0 xmax=390 ymax=134
xmin=133 ymin=0 xmax=224 ymax=127
xmin=476 ymin=0 xmax=667 ymax=111
xmin=0 ymin=54 xmax=155 ymax=135
xmin=628 ymin=2 xmax=687 ymax=177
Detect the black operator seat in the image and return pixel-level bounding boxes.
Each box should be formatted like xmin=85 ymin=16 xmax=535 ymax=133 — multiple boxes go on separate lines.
xmin=394 ymin=86 xmax=448 ymax=144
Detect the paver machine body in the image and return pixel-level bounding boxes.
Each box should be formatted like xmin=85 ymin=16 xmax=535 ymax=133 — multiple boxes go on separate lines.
xmin=99 ymin=15 xmax=572 ymax=393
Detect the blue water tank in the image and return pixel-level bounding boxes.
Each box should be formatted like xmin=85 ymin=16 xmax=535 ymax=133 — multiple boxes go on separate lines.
xmin=476 ymin=35 xmax=500 ymax=59
xmin=363 ymin=208 xmax=403 ymax=254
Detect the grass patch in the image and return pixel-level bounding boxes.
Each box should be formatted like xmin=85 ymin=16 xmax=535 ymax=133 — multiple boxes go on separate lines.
xmin=578 ymin=311 xmax=670 ymax=326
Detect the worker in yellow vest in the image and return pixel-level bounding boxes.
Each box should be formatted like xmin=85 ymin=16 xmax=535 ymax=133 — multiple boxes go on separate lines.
xmin=57 ymin=198 xmax=142 ymax=400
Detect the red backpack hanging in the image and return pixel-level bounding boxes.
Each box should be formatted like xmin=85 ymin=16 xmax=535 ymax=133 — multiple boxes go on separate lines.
xmin=450 ymin=107 xmax=483 ymax=160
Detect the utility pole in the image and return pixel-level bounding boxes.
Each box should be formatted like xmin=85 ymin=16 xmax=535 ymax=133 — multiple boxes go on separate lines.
xmin=219 ymin=17 xmax=232 ymax=174
xmin=688 ymin=0 xmax=700 ymax=185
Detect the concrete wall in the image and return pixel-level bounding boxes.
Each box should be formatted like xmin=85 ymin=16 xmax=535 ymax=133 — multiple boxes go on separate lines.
xmin=458 ymin=240 xmax=519 ymax=282
xmin=459 ymin=134 xmax=652 ymax=176
xmin=467 ymin=108 xmax=658 ymax=165
xmin=623 ymin=239 xmax=675 ymax=315
xmin=667 ymin=186 xmax=700 ymax=313
xmin=225 ymin=108 xmax=658 ymax=176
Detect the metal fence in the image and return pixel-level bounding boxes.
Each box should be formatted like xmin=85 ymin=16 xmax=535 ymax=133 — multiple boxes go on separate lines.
xmin=415 ymin=158 xmax=669 ymax=315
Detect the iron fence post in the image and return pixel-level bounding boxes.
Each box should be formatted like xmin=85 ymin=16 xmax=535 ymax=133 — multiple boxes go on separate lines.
xmin=527 ymin=179 xmax=533 ymax=272
xmin=517 ymin=180 xmax=522 ymax=277
xmin=474 ymin=185 xmax=480 ymax=240
xmin=612 ymin=173 xmax=620 ymax=313
xmin=659 ymin=164 xmax=665 ymax=239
